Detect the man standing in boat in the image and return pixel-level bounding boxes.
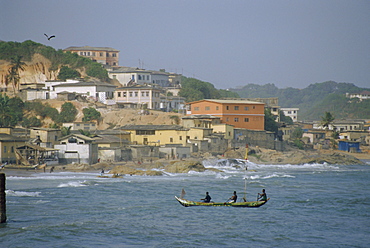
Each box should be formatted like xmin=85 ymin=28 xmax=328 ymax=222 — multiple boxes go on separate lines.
xmin=201 ymin=192 xmax=211 ymax=203
xmin=258 ymin=189 xmax=267 ymax=201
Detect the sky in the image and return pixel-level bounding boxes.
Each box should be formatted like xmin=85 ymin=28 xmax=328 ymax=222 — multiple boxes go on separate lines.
xmin=1 ymin=0 xmax=369 ymax=90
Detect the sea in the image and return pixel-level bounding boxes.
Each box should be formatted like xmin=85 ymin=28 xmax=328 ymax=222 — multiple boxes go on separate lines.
xmin=1 ymin=160 xmax=369 ymax=248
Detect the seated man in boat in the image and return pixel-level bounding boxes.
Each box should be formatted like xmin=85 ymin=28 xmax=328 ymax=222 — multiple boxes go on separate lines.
xmin=201 ymin=192 xmax=212 ymax=203
xmin=258 ymin=189 xmax=267 ymax=201
xmin=228 ymin=191 xmax=238 ymax=203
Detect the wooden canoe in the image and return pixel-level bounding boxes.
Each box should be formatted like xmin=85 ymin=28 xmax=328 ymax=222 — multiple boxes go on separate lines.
xmin=175 ymin=196 xmax=269 ymax=208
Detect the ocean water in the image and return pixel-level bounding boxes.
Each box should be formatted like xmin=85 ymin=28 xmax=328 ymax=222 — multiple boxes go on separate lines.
xmin=1 ymin=161 xmax=369 ymax=248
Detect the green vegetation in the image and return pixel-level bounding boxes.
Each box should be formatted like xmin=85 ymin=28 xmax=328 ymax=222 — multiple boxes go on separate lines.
xmin=321 ymin=111 xmax=335 ymax=129
xmin=264 ymin=108 xmax=278 ymax=134
xmin=0 ymin=40 xmax=110 ymax=82
xmin=228 ymin=81 xmax=370 ymax=120
xmin=0 ymin=94 xmax=24 ymax=127
xmin=82 ymin=107 xmax=101 ymax=122
xmin=59 ymin=102 xmax=78 ymax=123
xmin=179 ymin=76 xmax=239 ymax=102
xmin=57 ymin=66 xmax=81 ymax=80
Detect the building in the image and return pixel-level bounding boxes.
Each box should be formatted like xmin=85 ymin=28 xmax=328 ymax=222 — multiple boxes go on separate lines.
xmin=346 ymin=91 xmax=370 ymax=101
xmin=0 ymin=128 xmax=28 ymax=164
xmin=63 ymin=46 xmax=119 ymax=66
xmin=62 ymin=122 xmax=97 ymax=131
xmin=280 ymin=108 xmax=299 ymax=122
xmin=302 ymin=130 xmax=326 ymax=144
xmin=115 ymin=85 xmax=162 ymax=109
xmin=187 ymin=99 xmax=265 ymax=130
xmin=50 ymin=80 xmax=117 ymax=104
xmin=55 ymin=134 xmax=98 ymax=165
xmin=29 ymin=127 xmax=61 ymax=148
xmin=108 ymin=67 xmax=175 ymax=87
xmin=120 ymin=125 xmax=189 ymax=146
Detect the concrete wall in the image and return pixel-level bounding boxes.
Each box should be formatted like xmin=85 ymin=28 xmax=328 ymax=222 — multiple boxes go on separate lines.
xmin=234 ymin=129 xmax=276 ymax=150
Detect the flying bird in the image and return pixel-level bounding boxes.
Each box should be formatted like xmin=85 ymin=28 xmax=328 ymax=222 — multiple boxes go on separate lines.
xmin=44 ymin=33 xmax=55 ymax=40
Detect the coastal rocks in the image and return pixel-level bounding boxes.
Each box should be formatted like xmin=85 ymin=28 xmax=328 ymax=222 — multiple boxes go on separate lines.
xmin=163 ymin=160 xmax=205 ymax=173
xmin=250 ymin=148 xmax=365 ymax=165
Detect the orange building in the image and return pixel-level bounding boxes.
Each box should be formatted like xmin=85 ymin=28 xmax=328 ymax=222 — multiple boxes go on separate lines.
xmin=187 ymin=99 xmax=265 ymax=130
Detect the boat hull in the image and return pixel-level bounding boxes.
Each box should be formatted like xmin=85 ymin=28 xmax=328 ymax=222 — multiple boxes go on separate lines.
xmin=175 ymin=196 xmax=269 ymax=208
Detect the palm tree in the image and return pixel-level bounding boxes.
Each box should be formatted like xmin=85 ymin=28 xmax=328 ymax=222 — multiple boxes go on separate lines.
xmin=321 ymin=112 xmax=335 ymax=130
xmin=6 ymin=68 xmax=20 ymax=93
xmin=7 ymin=56 xmax=26 ymax=92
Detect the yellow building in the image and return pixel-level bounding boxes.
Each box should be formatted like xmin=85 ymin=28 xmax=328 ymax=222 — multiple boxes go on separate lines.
xmin=0 ymin=128 xmax=28 ymax=164
xmin=120 ymin=125 xmax=189 ymax=146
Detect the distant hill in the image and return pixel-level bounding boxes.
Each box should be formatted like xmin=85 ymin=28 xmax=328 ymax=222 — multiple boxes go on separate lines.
xmin=228 ymin=81 xmax=370 ymax=121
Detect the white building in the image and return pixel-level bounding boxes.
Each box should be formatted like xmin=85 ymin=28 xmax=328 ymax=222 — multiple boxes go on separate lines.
xmin=55 ymin=134 xmax=98 ymax=165
xmin=280 ymin=108 xmax=299 ymax=122
xmin=108 ymin=67 xmax=173 ymax=87
xmin=50 ymin=80 xmax=116 ymax=104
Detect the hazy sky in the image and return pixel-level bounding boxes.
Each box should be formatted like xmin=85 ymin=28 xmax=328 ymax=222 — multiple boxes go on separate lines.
xmin=1 ymin=0 xmax=369 ymax=89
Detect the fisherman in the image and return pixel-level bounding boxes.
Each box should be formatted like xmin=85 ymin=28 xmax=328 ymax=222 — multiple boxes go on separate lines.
xmin=201 ymin=192 xmax=211 ymax=203
xmin=258 ymin=189 xmax=267 ymax=201
xmin=228 ymin=191 xmax=237 ymax=203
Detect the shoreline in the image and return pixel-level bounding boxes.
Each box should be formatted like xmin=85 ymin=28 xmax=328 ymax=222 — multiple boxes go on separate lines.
xmin=1 ymin=149 xmax=369 ymax=177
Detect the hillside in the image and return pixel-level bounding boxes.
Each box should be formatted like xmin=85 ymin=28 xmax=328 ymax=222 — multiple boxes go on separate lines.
xmin=34 ymin=99 xmax=183 ymax=130
xmin=229 ymin=81 xmax=370 ymax=120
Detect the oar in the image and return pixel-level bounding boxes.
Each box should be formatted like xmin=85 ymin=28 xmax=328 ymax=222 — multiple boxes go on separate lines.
xmin=257 ymin=193 xmax=259 ymax=201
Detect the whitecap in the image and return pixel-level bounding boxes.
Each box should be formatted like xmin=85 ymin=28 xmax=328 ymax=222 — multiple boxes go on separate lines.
xmin=57 ymin=181 xmax=87 ymax=187
xmin=5 ymin=190 xmax=41 ymax=197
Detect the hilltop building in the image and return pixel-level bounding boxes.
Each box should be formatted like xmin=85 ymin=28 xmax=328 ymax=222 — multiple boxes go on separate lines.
xmin=63 ymin=46 xmax=119 ymax=66
xmin=280 ymin=108 xmax=299 ymax=122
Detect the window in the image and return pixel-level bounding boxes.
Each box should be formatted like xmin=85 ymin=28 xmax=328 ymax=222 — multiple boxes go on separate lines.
xmin=142 ymin=92 xmax=145 ymax=97
xmin=234 ymin=118 xmax=239 ymax=122
xmin=244 ymin=106 xmax=249 ymax=111
xmin=87 ymin=52 xmax=90 ymax=56
xmin=136 ymin=130 xmax=155 ymax=135
xmin=234 ymin=106 xmax=239 ymax=110
xmin=147 ymin=75 xmax=149 ymax=80
xmin=205 ymin=106 xmax=210 ymax=110
xmin=92 ymin=52 xmax=96 ymax=56
xmin=123 ymin=92 xmax=127 ymax=97
xmin=170 ymin=138 xmax=173 ymax=143
xmin=135 ymin=92 xmax=138 ymax=97
xmin=138 ymin=75 xmax=142 ymax=80
xmin=216 ymin=106 xmax=219 ymax=110
xmin=226 ymin=118 xmax=229 ymax=122
xmin=106 ymin=53 xmax=110 ymax=57
xmin=179 ymin=136 xmax=182 ymax=140
xmin=226 ymin=106 xmax=229 ymax=110
xmin=118 ymin=92 xmax=121 ymax=97
xmin=244 ymin=118 xmax=249 ymax=122
xmin=100 ymin=52 xmax=103 ymax=56
xmin=194 ymin=107 xmax=199 ymax=111
xmin=253 ymin=106 xmax=255 ymax=109
xmin=112 ymin=53 xmax=116 ymax=57
xmin=129 ymin=92 xmax=133 ymax=97
xmin=146 ymin=91 xmax=149 ymax=97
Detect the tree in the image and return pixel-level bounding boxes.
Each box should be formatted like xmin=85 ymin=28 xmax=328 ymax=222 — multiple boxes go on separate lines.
xmin=0 ymin=94 xmax=24 ymax=127
xmin=61 ymin=126 xmax=72 ymax=136
xmin=7 ymin=55 xmax=26 ymax=92
xmin=264 ymin=108 xmax=278 ymax=134
xmin=0 ymin=94 xmax=12 ymax=127
xmin=280 ymin=111 xmax=293 ymax=125
xmin=22 ymin=116 xmax=42 ymax=128
xmin=58 ymin=66 xmax=81 ymax=80
xmin=82 ymin=107 xmax=101 ymax=122
xmin=59 ymin=102 xmax=78 ymax=123
xmin=321 ymin=111 xmax=335 ymax=129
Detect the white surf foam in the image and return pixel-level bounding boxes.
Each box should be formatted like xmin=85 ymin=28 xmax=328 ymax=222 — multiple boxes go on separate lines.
xmin=5 ymin=190 xmax=41 ymax=197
